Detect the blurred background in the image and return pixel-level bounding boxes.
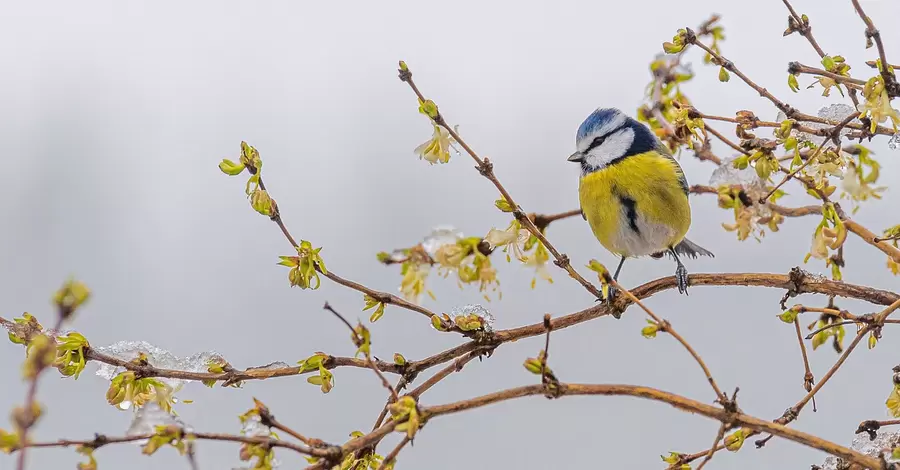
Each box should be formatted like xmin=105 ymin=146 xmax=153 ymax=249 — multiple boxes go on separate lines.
xmin=1 ymin=0 xmax=899 ymax=468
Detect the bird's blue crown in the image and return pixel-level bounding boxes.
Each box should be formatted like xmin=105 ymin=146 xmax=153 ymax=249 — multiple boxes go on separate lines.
xmin=575 ymin=107 xmax=659 ymax=159
xmin=576 ymin=107 xmax=625 ymax=143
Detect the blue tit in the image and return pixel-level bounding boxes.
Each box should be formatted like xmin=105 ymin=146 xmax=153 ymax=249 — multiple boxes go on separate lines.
xmin=567 ymin=107 xmax=713 ymax=297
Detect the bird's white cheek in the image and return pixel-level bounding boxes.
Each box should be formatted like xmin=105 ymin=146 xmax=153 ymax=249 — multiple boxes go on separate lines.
xmin=584 ymin=128 xmax=635 ymax=169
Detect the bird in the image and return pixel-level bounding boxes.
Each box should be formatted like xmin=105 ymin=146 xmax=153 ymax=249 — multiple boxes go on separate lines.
xmin=567 ymin=107 xmax=713 ymax=298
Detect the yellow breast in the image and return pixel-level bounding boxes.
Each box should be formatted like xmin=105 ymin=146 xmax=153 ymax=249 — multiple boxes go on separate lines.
xmin=578 ymin=151 xmax=691 ymax=257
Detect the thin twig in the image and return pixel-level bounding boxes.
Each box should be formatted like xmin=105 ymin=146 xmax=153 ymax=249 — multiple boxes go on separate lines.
xmin=22 ymin=431 xmax=327 ymax=457
xmin=16 ymin=315 xmax=65 ymax=470
xmin=423 ymin=383 xmax=883 ymax=469
xmin=805 ymin=320 xmax=859 ymax=340
xmin=323 ymin=302 xmax=399 ymax=401
xmin=851 ymin=0 xmax=899 ymax=96
xmin=793 ymin=319 xmax=816 ymax=411
xmin=610 ymin=279 xmax=726 ymax=402
xmin=375 ymin=436 xmax=411 ymax=470
xmin=696 ymin=423 xmax=728 ymax=470
xmin=781 ymin=0 xmax=827 ymax=58
xmin=256 ymin=176 xmax=438 ymax=322
xmin=399 ymin=64 xmax=604 ymax=301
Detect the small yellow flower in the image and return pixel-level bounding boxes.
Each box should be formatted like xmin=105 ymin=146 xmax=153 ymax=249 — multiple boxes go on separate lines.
xmin=807 ymin=227 xmax=834 ymax=261
xmin=887 ymin=384 xmax=900 ymax=417
xmin=400 ymin=262 xmax=432 ymax=303
xmin=414 ymin=124 xmax=456 ymax=164
xmin=858 ymin=79 xmax=900 ymax=132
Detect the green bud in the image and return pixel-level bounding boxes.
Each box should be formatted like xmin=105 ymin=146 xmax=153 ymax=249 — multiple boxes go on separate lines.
xmin=641 ymin=319 xmax=660 ymax=339
xmin=718 ymin=67 xmax=730 ymax=82
xmin=494 ymin=198 xmax=514 ymax=212
xmin=398 ymin=60 xmax=408 ymax=72
xmin=418 ymin=99 xmax=439 ymax=119
xmin=249 ymin=189 xmax=274 ymax=216
xmin=777 ymin=309 xmax=798 ymax=323
xmin=821 ymin=55 xmax=835 ymax=71
xmin=788 ymin=74 xmax=800 ymax=92
xmin=393 ymin=353 xmax=406 ymax=366
xmin=662 ymin=42 xmax=684 ymax=54
xmin=218 ymin=159 xmax=246 ymax=176
xmin=724 ymin=428 xmax=747 ymax=452
xmin=523 ymin=357 xmax=543 ymax=375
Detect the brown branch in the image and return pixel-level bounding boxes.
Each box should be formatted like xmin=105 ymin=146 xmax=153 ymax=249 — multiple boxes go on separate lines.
xmin=422 ymin=383 xmax=883 ymax=469
xmin=323 ymin=302 xmax=399 ymax=402
xmin=376 ymin=436 xmax=411 ymax=470
xmin=781 ymin=0 xmax=827 ymax=58
xmin=22 ymin=431 xmax=330 ymax=458
xmin=255 ymin=176 xmax=438 ymax=322
xmin=611 ymin=280 xmax=726 ymax=402
xmin=80 ymin=345 xmax=403 ymax=381
xmin=705 ymin=125 xmax=750 ymax=156
xmin=696 ymin=423 xmax=728 ymax=470
xmin=793 ymin=319 xmax=816 ymax=408
xmin=413 ymin=270 xmax=899 ymax=387
xmin=843 ymin=219 xmax=900 ymax=264
xmin=760 ymin=143 xmax=829 ymax=203
xmin=804 ymin=320 xmax=859 ymax=340
xmin=16 ymin=315 xmax=65 ymax=470
xmin=851 ymin=0 xmax=899 ymax=96
xmin=532 ymin=209 xmax=583 ymax=231
xmin=685 ymin=38 xmax=895 ymax=136
xmin=399 ymin=64 xmax=604 ymax=301
xmin=789 ymin=62 xmax=866 ymax=88
xmin=408 ymin=351 xmax=479 ymax=399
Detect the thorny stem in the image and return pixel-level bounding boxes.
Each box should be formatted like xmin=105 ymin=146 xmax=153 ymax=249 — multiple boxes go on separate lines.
xmin=399 ymin=65 xmax=604 ymax=301
xmin=423 ymin=384 xmax=883 ymax=469
xmin=610 ymin=280 xmax=726 ymax=402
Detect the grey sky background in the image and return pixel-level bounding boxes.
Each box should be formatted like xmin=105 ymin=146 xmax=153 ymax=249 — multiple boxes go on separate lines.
xmin=2 ymin=0 xmax=900 ymax=469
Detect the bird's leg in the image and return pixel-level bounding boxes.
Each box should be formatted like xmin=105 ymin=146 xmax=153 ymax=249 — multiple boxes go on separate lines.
xmin=597 ymin=256 xmax=626 ymax=303
xmin=669 ymin=248 xmax=689 ymax=295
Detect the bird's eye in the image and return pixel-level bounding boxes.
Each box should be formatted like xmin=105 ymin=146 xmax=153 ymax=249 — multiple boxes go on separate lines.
xmin=586 ymin=135 xmax=606 ymax=152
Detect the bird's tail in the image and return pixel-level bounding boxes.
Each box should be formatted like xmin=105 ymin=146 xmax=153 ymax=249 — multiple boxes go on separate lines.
xmin=669 ymin=237 xmax=714 ymax=259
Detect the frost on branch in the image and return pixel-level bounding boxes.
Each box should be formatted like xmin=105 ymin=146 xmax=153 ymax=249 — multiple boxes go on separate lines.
xmin=94 ymin=340 xmax=224 ymax=389
xmin=821 ymin=431 xmax=900 ymax=470
xmin=775 ymin=104 xmax=858 ymax=145
xmin=422 ymin=225 xmax=464 ymax=258
xmin=126 ymin=402 xmax=186 ymax=437
xmin=449 ymin=304 xmax=495 ymax=333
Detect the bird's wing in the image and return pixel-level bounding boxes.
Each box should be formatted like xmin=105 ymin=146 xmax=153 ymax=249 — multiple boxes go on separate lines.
xmin=656 ymin=142 xmax=690 ymax=196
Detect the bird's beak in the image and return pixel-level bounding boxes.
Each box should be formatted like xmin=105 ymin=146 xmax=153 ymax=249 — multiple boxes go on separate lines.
xmin=567 ymin=151 xmax=584 ymax=163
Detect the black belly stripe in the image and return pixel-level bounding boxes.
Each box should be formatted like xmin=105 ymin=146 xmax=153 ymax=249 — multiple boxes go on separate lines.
xmin=618 ymin=194 xmax=640 ymax=235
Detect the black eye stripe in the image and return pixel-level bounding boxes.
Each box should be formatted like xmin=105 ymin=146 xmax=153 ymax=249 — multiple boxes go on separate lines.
xmin=586 ymin=135 xmax=606 ymax=152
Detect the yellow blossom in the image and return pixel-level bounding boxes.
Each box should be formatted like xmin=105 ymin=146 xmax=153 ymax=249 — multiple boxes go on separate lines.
xmin=806 ymin=226 xmax=834 ymax=261
xmin=400 ymin=262 xmax=433 ymax=303
xmin=858 ymin=79 xmax=900 ymax=132
xmin=414 ymin=125 xmax=455 ymax=164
